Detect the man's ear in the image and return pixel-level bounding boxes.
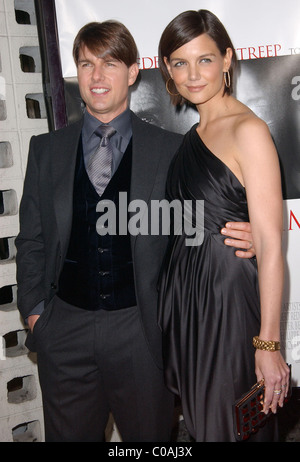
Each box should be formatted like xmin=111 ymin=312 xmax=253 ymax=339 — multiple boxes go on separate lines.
xmin=128 ymin=62 xmax=139 ymax=86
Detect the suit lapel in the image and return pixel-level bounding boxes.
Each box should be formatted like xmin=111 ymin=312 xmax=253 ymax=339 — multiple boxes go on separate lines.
xmin=130 ymin=112 xmax=162 ymax=250
xmin=51 ymin=118 xmax=83 ymax=256
xmin=130 ymin=112 xmax=161 ymax=204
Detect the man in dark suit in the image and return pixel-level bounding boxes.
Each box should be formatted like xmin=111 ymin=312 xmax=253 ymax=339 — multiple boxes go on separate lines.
xmin=16 ymin=21 xmax=254 ymax=442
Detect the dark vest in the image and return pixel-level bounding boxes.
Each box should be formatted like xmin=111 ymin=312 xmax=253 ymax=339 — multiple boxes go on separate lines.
xmin=57 ymin=137 xmax=137 ymax=310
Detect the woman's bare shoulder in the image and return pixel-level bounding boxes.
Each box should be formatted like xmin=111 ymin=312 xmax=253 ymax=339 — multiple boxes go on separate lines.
xmin=231 ymin=100 xmax=270 ymax=138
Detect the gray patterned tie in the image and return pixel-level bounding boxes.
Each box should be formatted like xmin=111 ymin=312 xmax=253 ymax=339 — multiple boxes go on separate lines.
xmin=87 ymin=124 xmax=116 ymax=196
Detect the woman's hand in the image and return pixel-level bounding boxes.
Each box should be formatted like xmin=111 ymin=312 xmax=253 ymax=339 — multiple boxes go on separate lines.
xmin=255 ymin=350 xmax=290 ymax=414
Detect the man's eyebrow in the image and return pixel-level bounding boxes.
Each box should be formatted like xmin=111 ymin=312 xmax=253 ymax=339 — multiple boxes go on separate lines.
xmin=100 ymin=55 xmax=120 ymax=62
xmin=77 ymin=55 xmax=120 ymax=64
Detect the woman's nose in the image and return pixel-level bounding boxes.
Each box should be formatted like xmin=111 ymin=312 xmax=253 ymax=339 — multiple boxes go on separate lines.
xmin=188 ymin=64 xmax=201 ymax=80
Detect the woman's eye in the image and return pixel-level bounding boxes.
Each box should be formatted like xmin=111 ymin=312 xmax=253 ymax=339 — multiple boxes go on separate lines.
xmin=174 ymin=61 xmax=185 ymax=67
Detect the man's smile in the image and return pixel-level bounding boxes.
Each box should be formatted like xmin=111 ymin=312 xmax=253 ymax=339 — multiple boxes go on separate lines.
xmin=91 ymin=87 xmax=110 ymax=94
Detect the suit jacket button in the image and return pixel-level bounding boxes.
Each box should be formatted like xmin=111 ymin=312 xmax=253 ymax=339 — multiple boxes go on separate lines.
xmin=51 ymin=283 xmax=57 ymax=289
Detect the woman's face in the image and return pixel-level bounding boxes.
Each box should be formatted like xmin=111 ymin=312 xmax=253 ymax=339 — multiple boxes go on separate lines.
xmin=164 ymin=33 xmax=232 ymax=107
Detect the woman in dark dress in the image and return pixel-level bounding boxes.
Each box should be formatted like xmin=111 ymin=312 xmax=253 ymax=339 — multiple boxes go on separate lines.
xmin=158 ymin=10 xmax=290 ymax=441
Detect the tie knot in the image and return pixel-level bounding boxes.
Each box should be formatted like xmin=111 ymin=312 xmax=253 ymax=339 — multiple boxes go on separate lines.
xmin=96 ymin=124 xmax=116 ymax=141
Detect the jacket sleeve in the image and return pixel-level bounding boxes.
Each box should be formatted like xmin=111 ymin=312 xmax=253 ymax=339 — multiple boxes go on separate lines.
xmin=15 ymin=136 xmax=46 ymax=322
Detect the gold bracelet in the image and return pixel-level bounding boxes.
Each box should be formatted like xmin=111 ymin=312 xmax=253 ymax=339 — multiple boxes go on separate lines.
xmin=253 ymin=336 xmax=280 ymax=351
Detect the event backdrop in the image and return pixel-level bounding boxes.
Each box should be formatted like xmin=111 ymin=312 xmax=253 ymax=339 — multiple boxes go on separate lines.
xmin=52 ymin=0 xmax=300 ymax=385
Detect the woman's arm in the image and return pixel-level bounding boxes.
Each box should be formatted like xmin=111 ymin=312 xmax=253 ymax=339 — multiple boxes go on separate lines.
xmin=235 ymin=116 xmax=290 ymax=413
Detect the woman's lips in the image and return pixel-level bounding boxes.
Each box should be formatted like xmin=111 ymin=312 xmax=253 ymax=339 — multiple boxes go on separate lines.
xmin=186 ymin=85 xmax=206 ymax=92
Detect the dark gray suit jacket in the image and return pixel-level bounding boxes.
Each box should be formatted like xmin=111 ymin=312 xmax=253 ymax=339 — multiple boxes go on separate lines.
xmin=16 ymin=111 xmax=183 ymax=368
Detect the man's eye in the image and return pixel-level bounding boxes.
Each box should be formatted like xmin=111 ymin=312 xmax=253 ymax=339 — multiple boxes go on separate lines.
xmin=106 ymin=61 xmax=117 ymax=67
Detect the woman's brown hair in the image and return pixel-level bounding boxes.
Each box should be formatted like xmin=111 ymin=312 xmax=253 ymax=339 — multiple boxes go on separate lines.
xmin=158 ymin=10 xmax=237 ymax=106
xmin=73 ymin=20 xmax=138 ymax=68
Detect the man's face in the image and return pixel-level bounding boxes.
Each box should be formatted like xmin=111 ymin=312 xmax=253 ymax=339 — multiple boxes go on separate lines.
xmin=77 ymin=45 xmax=138 ymax=123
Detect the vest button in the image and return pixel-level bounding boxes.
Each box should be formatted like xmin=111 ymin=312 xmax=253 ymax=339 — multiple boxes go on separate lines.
xmin=98 ymin=247 xmax=108 ymax=253
xmin=100 ymin=294 xmax=110 ymax=299
xmin=99 ymin=271 xmax=110 ymax=276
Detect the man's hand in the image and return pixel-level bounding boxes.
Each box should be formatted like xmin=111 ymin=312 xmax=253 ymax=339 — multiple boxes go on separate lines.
xmin=221 ymin=222 xmax=255 ymax=259
xmin=27 ymin=314 xmax=40 ymax=333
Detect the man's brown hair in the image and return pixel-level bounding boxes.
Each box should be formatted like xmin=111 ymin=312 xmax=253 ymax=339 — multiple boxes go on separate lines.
xmin=73 ymin=20 xmax=138 ymax=67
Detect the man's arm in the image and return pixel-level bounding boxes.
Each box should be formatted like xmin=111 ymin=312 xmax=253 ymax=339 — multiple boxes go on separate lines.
xmin=221 ymin=222 xmax=255 ymax=259
xmin=15 ymin=136 xmax=46 ymax=323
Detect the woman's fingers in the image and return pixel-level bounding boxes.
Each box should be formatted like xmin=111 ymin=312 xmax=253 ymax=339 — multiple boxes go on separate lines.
xmin=263 ymin=366 xmax=290 ymax=413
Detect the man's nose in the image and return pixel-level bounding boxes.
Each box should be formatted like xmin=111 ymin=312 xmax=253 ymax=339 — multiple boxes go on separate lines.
xmin=92 ymin=63 xmax=105 ymax=81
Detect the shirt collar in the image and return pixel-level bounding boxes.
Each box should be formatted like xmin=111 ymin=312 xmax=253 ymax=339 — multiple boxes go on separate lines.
xmin=82 ymin=108 xmax=132 ymax=143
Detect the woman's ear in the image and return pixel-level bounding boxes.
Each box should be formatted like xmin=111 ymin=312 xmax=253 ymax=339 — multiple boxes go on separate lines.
xmin=164 ymin=56 xmax=172 ymax=78
xmin=223 ymin=47 xmax=233 ymax=72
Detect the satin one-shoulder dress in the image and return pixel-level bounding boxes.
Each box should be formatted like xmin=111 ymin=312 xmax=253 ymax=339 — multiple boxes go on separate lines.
xmin=158 ymin=125 xmax=277 ymax=442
